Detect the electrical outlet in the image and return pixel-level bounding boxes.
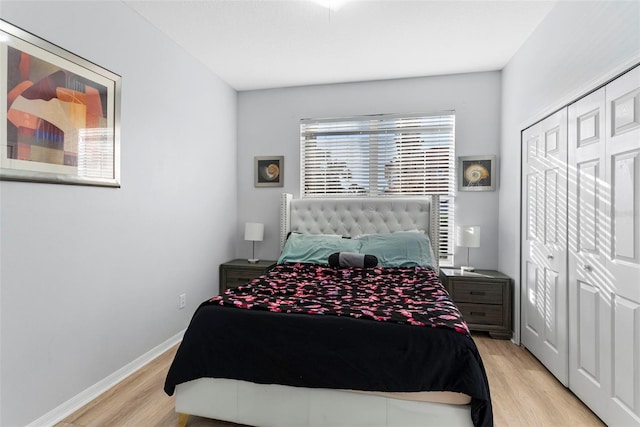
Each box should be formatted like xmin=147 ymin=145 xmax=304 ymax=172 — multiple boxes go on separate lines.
xmin=179 ymin=293 xmax=186 ymax=309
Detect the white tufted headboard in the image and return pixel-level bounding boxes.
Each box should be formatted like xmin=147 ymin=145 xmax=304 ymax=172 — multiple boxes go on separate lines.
xmin=279 ymin=194 xmax=440 ymax=269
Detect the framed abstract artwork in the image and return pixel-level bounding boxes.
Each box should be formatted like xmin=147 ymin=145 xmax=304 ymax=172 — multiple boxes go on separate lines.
xmin=254 ymin=156 xmax=283 ymax=187
xmin=458 ymin=155 xmax=496 ymax=192
xmin=0 ymin=20 xmax=121 ymax=187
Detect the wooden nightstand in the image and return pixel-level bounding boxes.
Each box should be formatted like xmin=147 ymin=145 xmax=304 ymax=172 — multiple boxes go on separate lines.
xmin=219 ymin=259 xmax=277 ymax=294
xmin=439 ymin=268 xmax=512 ymax=339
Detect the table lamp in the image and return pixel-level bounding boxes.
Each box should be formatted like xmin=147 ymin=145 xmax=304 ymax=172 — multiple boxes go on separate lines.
xmin=456 ymin=225 xmax=480 ymax=272
xmin=244 ymin=222 xmax=264 ymax=263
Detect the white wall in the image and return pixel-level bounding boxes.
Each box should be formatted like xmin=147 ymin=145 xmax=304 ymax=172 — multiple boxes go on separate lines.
xmin=237 ymin=72 xmax=502 ymax=267
xmin=0 ymin=2 xmax=238 ymax=425
xmin=499 ymin=0 xmax=640 ymax=342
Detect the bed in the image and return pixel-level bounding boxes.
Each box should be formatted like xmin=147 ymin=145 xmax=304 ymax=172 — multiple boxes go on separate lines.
xmin=164 ymin=194 xmax=493 ymax=427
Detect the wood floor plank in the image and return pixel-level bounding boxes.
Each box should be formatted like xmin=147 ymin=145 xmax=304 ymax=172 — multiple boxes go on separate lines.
xmin=473 ymin=333 xmax=604 ymax=427
xmin=56 ymin=332 xmax=605 ymax=427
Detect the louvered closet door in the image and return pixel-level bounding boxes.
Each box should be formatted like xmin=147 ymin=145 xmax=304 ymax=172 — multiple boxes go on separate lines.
xmin=521 ymin=109 xmax=569 ymax=386
xmin=605 ymin=66 xmax=640 ymax=427
xmin=568 ymin=87 xmax=612 ymax=419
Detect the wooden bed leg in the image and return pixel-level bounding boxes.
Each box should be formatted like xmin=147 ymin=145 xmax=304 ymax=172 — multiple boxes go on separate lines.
xmin=177 ymin=413 xmax=189 ymax=427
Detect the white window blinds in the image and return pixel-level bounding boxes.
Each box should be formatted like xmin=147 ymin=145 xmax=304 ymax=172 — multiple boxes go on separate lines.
xmin=300 ymin=112 xmax=455 ymax=263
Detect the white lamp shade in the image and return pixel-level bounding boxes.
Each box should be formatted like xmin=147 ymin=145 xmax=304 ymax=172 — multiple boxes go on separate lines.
xmin=456 ymin=225 xmax=480 ymax=248
xmin=244 ymin=222 xmax=264 ymax=242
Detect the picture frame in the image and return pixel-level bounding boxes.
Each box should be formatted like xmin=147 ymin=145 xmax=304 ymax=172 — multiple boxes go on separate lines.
xmin=458 ymin=155 xmax=496 ymax=192
xmin=254 ymin=156 xmax=283 ymax=187
xmin=0 ymin=20 xmax=121 ymax=187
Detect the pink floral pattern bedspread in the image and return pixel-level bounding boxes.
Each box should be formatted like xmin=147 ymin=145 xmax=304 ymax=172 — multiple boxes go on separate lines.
xmin=209 ymin=263 xmax=469 ymax=335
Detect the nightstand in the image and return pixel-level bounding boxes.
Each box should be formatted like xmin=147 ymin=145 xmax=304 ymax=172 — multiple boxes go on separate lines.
xmin=219 ymin=259 xmax=277 ymax=294
xmin=439 ymin=268 xmax=512 ymax=339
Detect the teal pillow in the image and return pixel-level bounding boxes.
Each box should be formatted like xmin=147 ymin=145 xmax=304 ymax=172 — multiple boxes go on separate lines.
xmin=278 ymin=233 xmax=362 ymax=265
xmin=355 ymin=232 xmax=434 ymax=268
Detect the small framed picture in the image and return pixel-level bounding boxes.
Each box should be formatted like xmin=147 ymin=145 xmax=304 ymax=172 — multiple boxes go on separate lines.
xmin=458 ymin=155 xmax=496 ymax=191
xmin=254 ymin=156 xmax=283 ymax=187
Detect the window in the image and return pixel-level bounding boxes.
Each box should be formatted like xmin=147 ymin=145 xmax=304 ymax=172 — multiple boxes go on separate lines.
xmin=300 ymin=112 xmax=455 ymax=264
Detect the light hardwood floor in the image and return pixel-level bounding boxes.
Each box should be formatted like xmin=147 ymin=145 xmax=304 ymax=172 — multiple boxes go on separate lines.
xmin=56 ymin=333 xmax=605 ymax=427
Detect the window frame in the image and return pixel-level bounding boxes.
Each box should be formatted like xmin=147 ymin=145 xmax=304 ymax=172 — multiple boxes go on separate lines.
xmin=300 ymin=112 xmax=455 ymax=265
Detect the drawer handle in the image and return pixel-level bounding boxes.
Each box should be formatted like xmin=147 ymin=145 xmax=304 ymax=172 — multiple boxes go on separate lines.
xmin=470 ymin=312 xmax=486 ymax=316
xmin=470 ymin=291 xmax=486 ymax=296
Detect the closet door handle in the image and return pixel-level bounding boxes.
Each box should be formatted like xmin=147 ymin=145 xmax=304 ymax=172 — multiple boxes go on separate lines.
xmin=583 ymin=264 xmax=593 ymax=272
xmin=547 ymin=254 xmax=554 ymax=260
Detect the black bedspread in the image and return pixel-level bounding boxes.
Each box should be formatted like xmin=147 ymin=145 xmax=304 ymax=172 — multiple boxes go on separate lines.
xmin=164 ymin=264 xmax=493 ymax=427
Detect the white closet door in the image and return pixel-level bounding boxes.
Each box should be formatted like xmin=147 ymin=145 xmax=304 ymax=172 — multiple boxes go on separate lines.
xmin=521 ymin=109 xmax=569 ymax=386
xmin=605 ymin=66 xmax=640 ymax=427
xmin=568 ymin=87 xmax=612 ymax=419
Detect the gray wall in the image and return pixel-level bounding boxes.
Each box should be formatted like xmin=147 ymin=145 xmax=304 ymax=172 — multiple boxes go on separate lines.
xmin=237 ymin=72 xmax=502 ymax=267
xmin=0 ymin=2 xmax=238 ymax=425
xmin=499 ymin=0 xmax=640 ymax=342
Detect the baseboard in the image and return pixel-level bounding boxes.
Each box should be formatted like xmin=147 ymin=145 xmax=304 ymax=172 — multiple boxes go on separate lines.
xmin=26 ymin=329 xmax=185 ymax=427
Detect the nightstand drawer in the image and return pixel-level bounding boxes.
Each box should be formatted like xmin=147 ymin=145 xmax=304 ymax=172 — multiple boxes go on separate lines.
xmin=450 ymin=281 xmax=503 ymax=304
xmin=219 ymin=259 xmax=277 ymax=294
xmin=457 ymin=303 xmax=503 ymax=325
xmin=225 ymin=276 xmax=259 ymax=289
xmin=223 ymin=268 xmax=267 ymax=291
xmin=226 ymin=269 xmax=263 ymax=282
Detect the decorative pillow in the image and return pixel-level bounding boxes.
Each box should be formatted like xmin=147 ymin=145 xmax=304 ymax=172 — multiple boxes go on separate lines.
xmin=355 ymin=232 xmax=435 ymax=268
xmin=278 ymin=233 xmax=362 ymax=265
xmin=328 ymin=252 xmax=378 ymax=268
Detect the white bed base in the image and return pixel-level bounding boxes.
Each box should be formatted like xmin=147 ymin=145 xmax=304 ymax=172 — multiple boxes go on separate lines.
xmin=176 ymin=378 xmax=472 ymax=427
xmin=173 ymin=195 xmax=473 ymax=427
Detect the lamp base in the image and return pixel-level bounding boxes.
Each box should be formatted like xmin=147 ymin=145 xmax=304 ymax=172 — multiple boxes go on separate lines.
xmin=248 ymin=258 xmax=259 ymax=264
xmin=460 ymin=266 xmax=475 ymax=272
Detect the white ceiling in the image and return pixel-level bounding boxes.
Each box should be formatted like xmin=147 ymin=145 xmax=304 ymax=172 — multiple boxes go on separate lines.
xmin=124 ymin=0 xmax=557 ymax=91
